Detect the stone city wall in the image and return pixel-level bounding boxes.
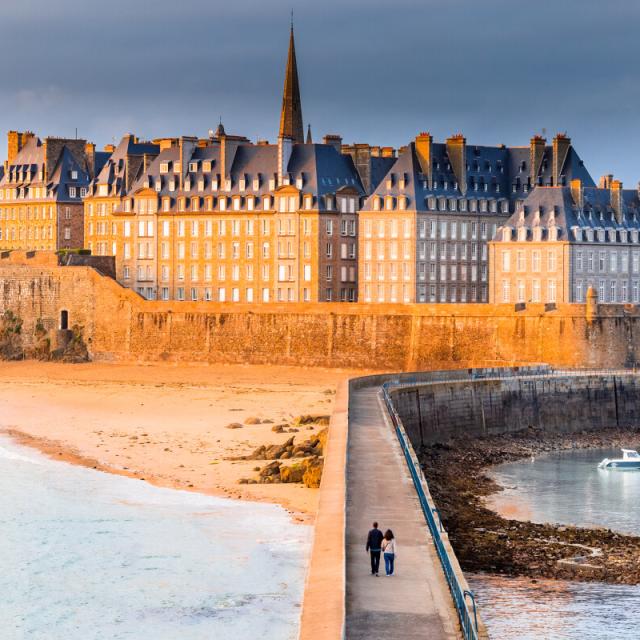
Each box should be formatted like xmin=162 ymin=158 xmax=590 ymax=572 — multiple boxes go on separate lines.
xmin=3 ymin=251 xmax=640 ymax=369
xmin=390 ymin=373 xmax=640 ymax=446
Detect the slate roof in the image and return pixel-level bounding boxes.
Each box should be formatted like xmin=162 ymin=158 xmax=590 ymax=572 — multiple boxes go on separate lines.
xmin=363 ymin=139 xmax=596 ymax=213
xmin=127 ymin=140 xmax=364 ymax=211
xmin=89 ymin=134 xmax=160 ymax=197
xmin=0 ymin=135 xmax=92 ymax=203
xmin=496 ymin=186 xmax=640 ymax=242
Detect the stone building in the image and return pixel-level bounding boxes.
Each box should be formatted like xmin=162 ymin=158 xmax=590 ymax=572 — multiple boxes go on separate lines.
xmin=489 ymin=179 xmax=640 ymax=304
xmin=0 ymin=131 xmax=106 ymax=251
xmin=107 ymin=26 xmax=365 ymax=303
xmin=83 ymin=134 xmax=160 ymax=280
xmin=358 ymin=132 xmax=594 ymax=303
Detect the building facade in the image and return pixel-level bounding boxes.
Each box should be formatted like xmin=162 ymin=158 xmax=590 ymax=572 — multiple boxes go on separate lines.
xmin=489 ymin=179 xmax=640 ymax=304
xmin=0 ymin=131 xmax=105 ymax=252
xmin=87 ymin=26 xmax=364 ymax=303
xmin=358 ymin=132 xmax=595 ymax=303
xmin=83 ymin=134 xmax=160 ymax=281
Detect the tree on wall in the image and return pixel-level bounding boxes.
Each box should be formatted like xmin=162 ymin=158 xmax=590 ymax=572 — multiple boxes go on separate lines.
xmin=0 ymin=310 xmax=24 ymax=360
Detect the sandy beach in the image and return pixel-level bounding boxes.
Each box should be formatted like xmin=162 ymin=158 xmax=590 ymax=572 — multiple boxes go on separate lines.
xmin=0 ymin=361 xmax=372 ymax=521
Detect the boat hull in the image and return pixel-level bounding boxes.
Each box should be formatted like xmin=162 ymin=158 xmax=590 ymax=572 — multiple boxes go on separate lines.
xmin=599 ymin=461 xmax=640 ymax=470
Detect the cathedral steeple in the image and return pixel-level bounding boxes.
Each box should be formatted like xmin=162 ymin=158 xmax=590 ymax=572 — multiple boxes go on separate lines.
xmin=278 ymin=24 xmax=304 ymax=144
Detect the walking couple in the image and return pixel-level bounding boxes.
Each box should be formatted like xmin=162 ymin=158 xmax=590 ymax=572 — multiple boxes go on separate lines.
xmin=365 ymin=522 xmax=396 ymax=577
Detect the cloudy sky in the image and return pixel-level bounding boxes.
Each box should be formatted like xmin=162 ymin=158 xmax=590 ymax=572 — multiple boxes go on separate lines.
xmin=1 ymin=0 xmax=639 ymax=183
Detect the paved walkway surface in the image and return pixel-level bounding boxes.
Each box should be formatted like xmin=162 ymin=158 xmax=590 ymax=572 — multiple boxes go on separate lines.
xmin=345 ymin=386 xmax=460 ymax=640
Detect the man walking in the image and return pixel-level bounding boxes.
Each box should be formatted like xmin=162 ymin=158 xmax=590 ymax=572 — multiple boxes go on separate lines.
xmin=365 ymin=521 xmax=384 ymax=576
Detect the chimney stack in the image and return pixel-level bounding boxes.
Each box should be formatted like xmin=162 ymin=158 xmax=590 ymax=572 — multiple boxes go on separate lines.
xmin=446 ymin=134 xmax=467 ymax=195
xmin=552 ymin=133 xmax=571 ymax=186
xmin=323 ymin=134 xmax=343 ymax=154
xmin=85 ymin=142 xmax=96 ymax=179
xmin=415 ymin=132 xmax=432 ymax=187
xmin=570 ymin=178 xmax=583 ymax=209
xmin=530 ymin=135 xmax=546 ymax=187
xmin=611 ymin=179 xmax=624 ymax=224
xmin=599 ymin=174 xmax=614 ymax=189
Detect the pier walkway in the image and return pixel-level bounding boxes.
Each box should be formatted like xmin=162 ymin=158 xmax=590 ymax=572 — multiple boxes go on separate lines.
xmin=344 ymin=385 xmax=460 ymax=640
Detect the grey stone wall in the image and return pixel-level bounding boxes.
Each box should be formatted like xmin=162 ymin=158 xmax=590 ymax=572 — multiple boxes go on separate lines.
xmin=391 ymin=373 xmax=640 ymax=447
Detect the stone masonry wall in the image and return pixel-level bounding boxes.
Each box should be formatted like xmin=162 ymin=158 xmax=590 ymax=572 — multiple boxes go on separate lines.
xmin=3 ymin=253 xmax=640 ymax=368
xmin=391 ymin=374 xmax=640 ymax=447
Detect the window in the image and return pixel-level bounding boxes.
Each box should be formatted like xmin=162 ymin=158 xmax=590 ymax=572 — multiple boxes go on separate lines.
xmin=501 ymin=250 xmax=511 ymax=272
xmin=548 ymin=279 xmax=557 ymax=303
xmin=532 ymin=279 xmax=540 ymax=302
xmin=502 ymin=280 xmax=510 ymax=303
xmin=548 ymin=251 xmax=557 ymax=272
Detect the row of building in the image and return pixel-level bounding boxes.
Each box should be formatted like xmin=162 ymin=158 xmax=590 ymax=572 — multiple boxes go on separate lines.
xmin=2 ymin=27 xmax=639 ymax=305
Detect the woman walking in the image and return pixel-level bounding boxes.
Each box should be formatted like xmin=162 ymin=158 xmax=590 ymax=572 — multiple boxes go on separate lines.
xmin=382 ymin=529 xmax=396 ymax=576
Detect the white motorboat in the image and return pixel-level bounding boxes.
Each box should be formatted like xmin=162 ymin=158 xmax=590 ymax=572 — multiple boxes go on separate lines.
xmin=598 ymin=449 xmax=640 ymax=470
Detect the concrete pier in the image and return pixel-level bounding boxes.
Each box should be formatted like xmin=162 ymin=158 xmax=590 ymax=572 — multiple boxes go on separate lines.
xmin=344 ymin=385 xmax=460 ymax=639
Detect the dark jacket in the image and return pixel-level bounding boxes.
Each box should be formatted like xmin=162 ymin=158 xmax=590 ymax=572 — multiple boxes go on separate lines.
xmin=366 ymin=528 xmax=384 ymax=552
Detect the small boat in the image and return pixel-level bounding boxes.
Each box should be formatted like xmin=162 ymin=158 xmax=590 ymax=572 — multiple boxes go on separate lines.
xmin=598 ymin=449 xmax=640 ymax=470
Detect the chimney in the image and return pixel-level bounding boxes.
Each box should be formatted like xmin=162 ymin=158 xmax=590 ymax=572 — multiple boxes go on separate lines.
xmin=323 ymin=134 xmax=343 ymax=153
xmin=446 ymin=133 xmax=467 ymax=195
xmin=277 ymin=135 xmax=293 ymax=186
xmin=611 ymin=179 xmax=624 ymax=223
xmin=529 ymin=135 xmax=546 ymax=187
xmin=381 ymin=147 xmax=395 ymax=158
xmin=415 ymin=132 xmax=432 ymax=187
xmin=342 ymin=143 xmax=373 ymax=193
xmin=6 ymin=130 xmax=35 ymax=168
xmin=552 ymin=133 xmax=571 ymax=186
xmin=103 ymin=143 xmax=116 ymax=153
xmin=599 ymin=174 xmax=614 ymax=189
xmin=85 ymin=142 xmax=96 ymax=179
xmin=570 ymin=179 xmax=583 ymax=209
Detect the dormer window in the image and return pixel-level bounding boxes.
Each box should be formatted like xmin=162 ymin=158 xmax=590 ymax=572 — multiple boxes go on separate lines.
xmin=174 ymin=163 xmax=181 ymax=173
xmin=69 ymin=186 xmax=77 ymax=198
xmin=247 ymin=196 xmax=255 ymax=211
xmin=219 ymin=196 xmax=227 ymax=211
xmin=225 ymin=179 xmax=232 ymax=191
xmin=305 ymin=194 xmax=313 ymax=210
xmin=184 ymin=178 xmax=191 ymax=191
xmin=169 ymin=180 xmax=175 ymax=192
xmin=373 ymin=196 xmax=381 ymax=211
xmin=296 ymin=176 xmax=303 ymax=190
xmin=385 ymin=196 xmax=394 ymax=210
xmin=212 ymin=177 xmax=219 ymax=190
xmin=253 ymin=178 xmax=260 ymax=191
xmin=98 ymin=184 xmax=109 ymax=197
xmin=203 ymin=161 xmax=212 ymax=172
xmin=80 ymin=187 xmax=87 ymax=198
xmin=239 ymin=177 xmax=246 ymax=191
xmin=517 ymin=227 xmax=528 ymax=241
xmin=189 ymin=161 xmax=198 ymax=173
xmin=263 ymin=195 xmax=272 ymax=209
xmin=71 ymin=170 xmax=78 ymax=180
xmin=160 ymin=162 xmax=169 ymax=174
xmin=198 ymin=179 xmax=205 ymax=192
xmin=502 ymin=227 xmax=511 ymax=241
xmin=398 ymin=196 xmax=407 ymax=210
xmin=191 ymin=197 xmax=199 ymax=212
xmin=163 ymin=198 xmax=171 ymax=212
xmin=155 ymin=178 xmax=162 ymax=192
xmin=433 ymin=180 xmax=438 ymax=189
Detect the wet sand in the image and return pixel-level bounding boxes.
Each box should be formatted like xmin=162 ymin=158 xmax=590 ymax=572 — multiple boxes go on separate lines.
xmin=0 ymin=361 xmax=374 ymax=522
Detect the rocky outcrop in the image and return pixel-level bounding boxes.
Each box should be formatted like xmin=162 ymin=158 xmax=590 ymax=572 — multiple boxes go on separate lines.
xmin=237 ymin=428 xmax=328 ymax=487
xmin=419 ymin=427 xmax=640 ymax=584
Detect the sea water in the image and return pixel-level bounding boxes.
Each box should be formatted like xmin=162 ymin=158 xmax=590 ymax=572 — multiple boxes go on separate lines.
xmin=0 ymin=435 xmax=310 ymax=640
xmin=468 ymin=447 xmax=640 ymax=639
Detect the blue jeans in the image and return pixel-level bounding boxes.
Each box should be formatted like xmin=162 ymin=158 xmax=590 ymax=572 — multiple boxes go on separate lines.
xmin=384 ymin=552 xmax=395 ymax=575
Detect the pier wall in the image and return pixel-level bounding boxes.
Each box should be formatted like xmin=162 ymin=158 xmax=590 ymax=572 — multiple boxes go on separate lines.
xmin=390 ymin=372 xmax=640 ymax=447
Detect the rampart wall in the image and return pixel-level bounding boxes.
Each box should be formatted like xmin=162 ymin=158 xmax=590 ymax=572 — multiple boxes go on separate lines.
xmin=3 ymin=252 xmax=640 ymax=369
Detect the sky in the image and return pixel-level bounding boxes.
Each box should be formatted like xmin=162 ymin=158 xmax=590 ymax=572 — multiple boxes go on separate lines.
xmin=1 ymin=0 xmax=639 ymax=184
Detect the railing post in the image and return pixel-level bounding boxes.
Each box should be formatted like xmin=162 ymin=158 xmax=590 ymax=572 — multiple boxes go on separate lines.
xmin=464 ymin=590 xmax=479 ymax=634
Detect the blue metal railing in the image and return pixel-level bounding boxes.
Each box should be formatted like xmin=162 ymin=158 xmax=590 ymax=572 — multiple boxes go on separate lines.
xmin=381 ymin=382 xmax=480 ymax=640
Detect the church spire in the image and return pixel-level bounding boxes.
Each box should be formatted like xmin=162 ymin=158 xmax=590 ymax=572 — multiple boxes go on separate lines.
xmin=306 ymin=123 xmax=313 ymax=144
xmin=278 ymin=24 xmax=304 ymax=144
